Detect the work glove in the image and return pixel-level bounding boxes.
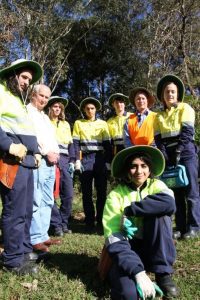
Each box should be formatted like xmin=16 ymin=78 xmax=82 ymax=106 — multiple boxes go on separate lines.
xmin=9 ymin=143 xmax=27 ymax=160
xmin=34 ymin=154 xmax=42 ymax=168
xmin=75 ymin=160 xmax=84 ymax=173
xmin=121 ymin=215 xmax=138 ymax=239
xmin=68 ymin=162 xmax=75 ymax=178
xmin=135 ymin=271 xmax=156 ymax=299
xmin=152 ymin=283 xmax=163 ymax=298
xmin=175 ymin=149 xmax=181 ymax=167
xmin=105 ymin=163 xmax=111 ymax=171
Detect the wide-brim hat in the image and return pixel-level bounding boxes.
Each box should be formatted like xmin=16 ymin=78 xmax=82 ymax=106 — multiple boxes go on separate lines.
xmin=80 ymin=97 xmax=102 ymax=111
xmin=129 ymin=87 xmax=155 ymax=108
xmin=108 ymin=93 xmax=129 ymax=107
xmin=111 ymin=145 xmax=165 ymax=178
xmin=157 ymin=74 xmax=185 ymax=102
xmin=0 ymin=58 xmax=43 ymax=84
xmin=46 ymin=96 xmax=68 ymax=108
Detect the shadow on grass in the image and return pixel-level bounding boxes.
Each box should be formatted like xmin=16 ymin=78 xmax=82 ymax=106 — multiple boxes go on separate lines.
xmin=45 ymin=252 xmax=110 ymax=298
xmin=69 ymin=217 xmax=104 ymax=236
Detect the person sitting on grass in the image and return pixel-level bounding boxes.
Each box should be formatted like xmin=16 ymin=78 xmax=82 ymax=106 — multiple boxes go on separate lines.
xmin=102 ymin=145 xmax=179 ymax=299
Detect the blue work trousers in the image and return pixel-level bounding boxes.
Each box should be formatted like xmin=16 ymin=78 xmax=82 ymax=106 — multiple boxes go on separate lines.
xmin=80 ymin=152 xmax=107 ymax=226
xmin=0 ymin=166 xmax=34 ymax=268
xmin=50 ymin=155 xmax=73 ymax=230
xmin=109 ymin=216 xmax=176 ymax=300
xmin=174 ymin=154 xmax=200 ymax=233
xmin=30 ymin=158 xmax=55 ymax=245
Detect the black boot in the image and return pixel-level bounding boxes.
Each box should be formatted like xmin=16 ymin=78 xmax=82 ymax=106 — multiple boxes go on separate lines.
xmin=3 ymin=261 xmax=38 ymax=275
xmin=155 ymin=274 xmax=179 ymax=298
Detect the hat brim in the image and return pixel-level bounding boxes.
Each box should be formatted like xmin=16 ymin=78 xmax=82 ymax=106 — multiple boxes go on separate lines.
xmin=80 ymin=97 xmax=102 ymax=111
xmin=129 ymin=87 xmax=155 ymax=108
xmin=157 ymin=74 xmax=185 ymax=102
xmin=46 ymin=96 xmax=68 ymax=108
xmin=111 ymin=146 xmax=165 ymax=178
xmin=108 ymin=93 xmax=129 ymax=107
xmin=0 ymin=60 xmax=43 ymax=84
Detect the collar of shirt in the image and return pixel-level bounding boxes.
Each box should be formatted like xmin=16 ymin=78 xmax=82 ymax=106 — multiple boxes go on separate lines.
xmin=135 ymin=109 xmax=149 ymax=127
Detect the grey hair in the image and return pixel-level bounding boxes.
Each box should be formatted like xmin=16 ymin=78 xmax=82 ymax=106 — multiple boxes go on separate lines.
xmin=32 ymin=84 xmax=51 ymax=95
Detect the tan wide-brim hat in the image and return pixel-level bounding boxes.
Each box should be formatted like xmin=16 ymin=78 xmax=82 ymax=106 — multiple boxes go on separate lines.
xmin=108 ymin=93 xmax=129 ymax=107
xmin=157 ymin=74 xmax=185 ymax=102
xmin=111 ymin=145 xmax=165 ymax=178
xmin=46 ymin=96 xmax=68 ymax=109
xmin=129 ymin=87 xmax=155 ymax=108
xmin=0 ymin=58 xmax=43 ymax=84
xmin=79 ymin=97 xmax=102 ymax=111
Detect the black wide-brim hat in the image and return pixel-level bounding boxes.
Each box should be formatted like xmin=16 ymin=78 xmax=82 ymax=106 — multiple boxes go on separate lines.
xmin=0 ymin=59 xmax=43 ymax=84
xmin=46 ymin=96 xmax=68 ymax=108
xmin=111 ymin=145 xmax=165 ymax=178
xmin=157 ymin=74 xmax=185 ymax=102
xmin=80 ymin=97 xmax=102 ymax=111
xmin=108 ymin=93 xmax=129 ymax=107
xmin=129 ymin=87 xmax=155 ymax=108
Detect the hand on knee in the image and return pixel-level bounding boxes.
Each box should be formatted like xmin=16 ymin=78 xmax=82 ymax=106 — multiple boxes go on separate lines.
xmin=135 ymin=271 xmax=156 ymax=299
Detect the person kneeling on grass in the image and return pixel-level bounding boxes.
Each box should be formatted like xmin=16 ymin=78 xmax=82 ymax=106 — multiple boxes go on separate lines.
xmin=102 ymin=145 xmax=179 ymax=299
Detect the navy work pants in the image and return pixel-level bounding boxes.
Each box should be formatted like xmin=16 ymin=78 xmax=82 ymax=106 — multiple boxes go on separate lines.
xmin=109 ymin=216 xmax=176 ymax=300
xmin=80 ymin=152 xmax=107 ymax=226
xmin=50 ymin=155 xmax=73 ymax=230
xmin=0 ymin=166 xmax=34 ymax=268
xmin=174 ymin=154 xmax=200 ymax=233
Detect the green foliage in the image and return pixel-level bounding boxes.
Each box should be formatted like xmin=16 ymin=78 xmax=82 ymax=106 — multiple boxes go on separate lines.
xmin=184 ymin=95 xmax=200 ymax=145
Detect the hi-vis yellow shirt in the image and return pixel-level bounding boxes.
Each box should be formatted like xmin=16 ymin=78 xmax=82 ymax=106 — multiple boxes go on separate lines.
xmin=51 ymin=120 xmax=72 ymax=144
xmin=154 ymin=102 xmax=195 ymax=139
xmin=103 ymin=179 xmax=173 ymax=242
xmin=72 ymin=118 xmax=111 ymax=152
xmin=51 ymin=119 xmax=73 ymax=155
xmin=107 ymin=112 xmax=131 ymax=146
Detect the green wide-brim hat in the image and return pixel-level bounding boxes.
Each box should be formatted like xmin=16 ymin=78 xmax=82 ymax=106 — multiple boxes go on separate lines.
xmin=129 ymin=87 xmax=155 ymax=108
xmin=0 ymin=58 xmax=43 ymax=84
xmin=157 ymin=74 xmax=185 ymax=102
xmin=80 ymin=97 xmax=102 ymax=111
xmin=47 ymin=96 xmax=68 ymax=108
xmin=111 ymin=145 xmax=165 ymax=178
xmin=108 ymin=93 xmax=129 ymax=107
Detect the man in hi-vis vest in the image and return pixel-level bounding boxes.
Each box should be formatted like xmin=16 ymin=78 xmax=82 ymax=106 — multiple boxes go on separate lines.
xmin=124 ymin=87 xmax=156 ymax=147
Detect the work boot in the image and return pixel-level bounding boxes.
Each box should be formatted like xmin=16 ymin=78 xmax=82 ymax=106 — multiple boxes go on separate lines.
xmin=3 ymin=261 xmax=38 ymax=275
xmin=172 ymin=230 xmax=181 ymax=240
xmin=54 ymin=228 xmax=64 ymax=237
xmin=62 ymin=226 xmax=72 ymax=234
xmin=24 ymin=252 xmax=39 ymax=262
xmin=155 ymin=274 xmax=179 ymax=298
xmin=182 ymin=229 xmax=200 ymax=239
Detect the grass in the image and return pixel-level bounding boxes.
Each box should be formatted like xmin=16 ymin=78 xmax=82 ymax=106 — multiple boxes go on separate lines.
xmin=0 ymin=183 xmax=200 ymax=300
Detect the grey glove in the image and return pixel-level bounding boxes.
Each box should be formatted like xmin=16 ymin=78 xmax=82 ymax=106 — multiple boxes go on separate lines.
xmin=175 ymin=149 xmax=181 ymax=166
xmin=68 ymin=162 xmax=75 ymax=178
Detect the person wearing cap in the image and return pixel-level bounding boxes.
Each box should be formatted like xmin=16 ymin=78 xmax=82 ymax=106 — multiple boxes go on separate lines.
xmin=107 ymin=93 xmax=131 ymax=156
xmin=27 ymin=84 xmax=61 ymax=253
xmin=0 ymin=59 xmax=43 ymax=274
xmin=102 ymin=145 xmax=179 ymax=299
xmin=47 ymin=96 xmax=75 ymax=236
xmin=124 ymin=87 xmax=156 ymax=148
xmin=72 ymin=97 xmax=112 ymax=232
xmin=154 ymin=74 xmax=200 ymax=239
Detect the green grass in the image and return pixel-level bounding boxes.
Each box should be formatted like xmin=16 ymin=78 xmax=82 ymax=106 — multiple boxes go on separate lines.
xmin=0 ymin=186 xmax=200 ymax=300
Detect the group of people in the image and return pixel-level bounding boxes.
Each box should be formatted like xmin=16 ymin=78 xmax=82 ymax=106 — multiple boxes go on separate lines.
xmin=102 ymin=75 xmax=200 ymax=299
xmin=0 ymin=57 xmax=199 ymax=299
xmin=0 ymin=59 xmax=75 ymax=275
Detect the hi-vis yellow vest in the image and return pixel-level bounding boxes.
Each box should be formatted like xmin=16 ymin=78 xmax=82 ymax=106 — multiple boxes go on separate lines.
xmin=128 ymin=112 xmax=156 ymax=145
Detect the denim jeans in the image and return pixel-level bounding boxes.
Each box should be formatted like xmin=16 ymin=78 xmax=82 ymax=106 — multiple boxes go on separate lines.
xmin=30 ymin=158 xmax=55 ymax=245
